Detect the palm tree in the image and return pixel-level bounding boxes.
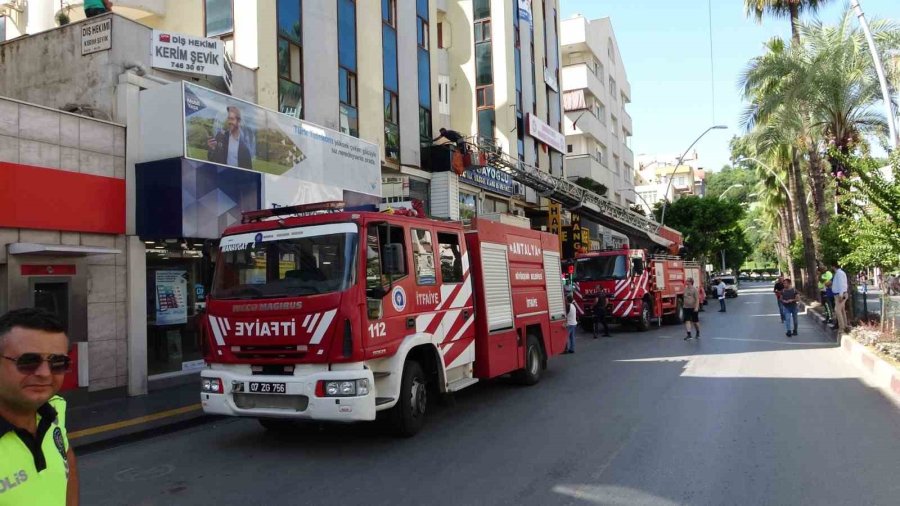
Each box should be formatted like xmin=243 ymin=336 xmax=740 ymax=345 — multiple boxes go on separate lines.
xmin=744 ymin=0 xmax=830 ymax=45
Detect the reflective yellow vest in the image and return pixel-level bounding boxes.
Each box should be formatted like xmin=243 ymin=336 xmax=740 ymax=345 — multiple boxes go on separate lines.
xmin=0 ymin=396 xmax=69 ymax=505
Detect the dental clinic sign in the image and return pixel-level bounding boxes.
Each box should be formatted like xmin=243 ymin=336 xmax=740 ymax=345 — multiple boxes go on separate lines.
xmin=151 ymin=30 xmax=225 ymax=78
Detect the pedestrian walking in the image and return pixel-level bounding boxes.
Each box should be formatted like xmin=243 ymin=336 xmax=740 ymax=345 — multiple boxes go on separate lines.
xmin=0 ymin=308 xmax=79 ymax=505
xmin=682 ymin=278 xmax=701 ymax=340
xmin=716 ymin=278 xmax=727 ymax=312
xmin=831 ymin=262 xmax=850 ymax=332
xmin=781 ymin=278 xmax=799 ymax=337
xmin=591 ymin=290 xmax=611 ymax=338
xmin=698 ymin=282 xmax=707 ymax=312
xmin=773 ymin=275 xmax=785 ymax=322
xmin=565 ymin=296 xmax=577 ymax=354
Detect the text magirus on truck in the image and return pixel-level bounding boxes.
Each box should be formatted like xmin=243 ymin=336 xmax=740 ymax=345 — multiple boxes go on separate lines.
xmin=200 ymin=201 xmax=568 ymax=436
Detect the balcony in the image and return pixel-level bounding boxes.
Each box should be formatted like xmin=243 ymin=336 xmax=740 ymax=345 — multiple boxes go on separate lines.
xmin=565 ymin=154 xmax=616 ymax=194
xmin=561 ymin=64 xmax=604 ymax=102
xmin=623 ymin=110 xmax=633 ymax=136
xmin=564 ymin=109 xmax=608 ymax=146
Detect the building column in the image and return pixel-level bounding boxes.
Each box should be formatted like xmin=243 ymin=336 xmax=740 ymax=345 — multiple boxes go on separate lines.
xmin=126 ymin=236 xmax=148 ymax=396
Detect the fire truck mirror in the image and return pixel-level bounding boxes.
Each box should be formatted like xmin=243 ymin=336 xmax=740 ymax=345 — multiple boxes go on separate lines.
xmin=383 ymin=243 xmax=405 ymax=275
xmin=632 ymin=258 xmax=645 ymax=276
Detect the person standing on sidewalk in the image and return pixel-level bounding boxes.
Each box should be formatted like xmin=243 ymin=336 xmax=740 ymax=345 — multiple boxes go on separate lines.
xmin=773 ymin=275 xmax=785 ymax=322
xmin=0 ymin=308 xmax=79 ymax=506
xmin=682 ymin=278 xmax=701 ymax=340
xmin=818 ymin=266 xmax=833 ymax=322
xmin=565 ymin=296 xmax=577 ymax=354
xmin=591 ymin=290 xmax=611 ymax=338
xmin=780 ymin=278 xmax=799 ymax=337
xmin=716 ymin=278 xmax=727 ymax=312
xmin=831 ymin=262 xmax=850 ymax=333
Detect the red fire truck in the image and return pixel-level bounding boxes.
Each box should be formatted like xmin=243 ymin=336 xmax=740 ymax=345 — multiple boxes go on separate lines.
xmin=200 ymin=202 xmax=567 ymax=436
xmin=572 ymin=246 xmax=697 ymax=331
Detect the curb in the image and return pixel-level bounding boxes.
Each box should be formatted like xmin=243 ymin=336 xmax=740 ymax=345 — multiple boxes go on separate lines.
xmin=70 ymin=404 xmax=210 ymax=452
xmin=840 ymin=335 xmax=900 ymax=406
xmin=804 ymin=302 xmax=838 ymax=341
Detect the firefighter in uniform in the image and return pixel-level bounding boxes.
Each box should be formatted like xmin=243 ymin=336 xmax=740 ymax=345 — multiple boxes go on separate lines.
xmin=0 ymin=308 xmax=78 ymax=505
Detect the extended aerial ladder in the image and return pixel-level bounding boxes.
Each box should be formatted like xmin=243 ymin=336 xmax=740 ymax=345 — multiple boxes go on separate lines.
xmin=460 ymin=137 xmax=682 ymax=252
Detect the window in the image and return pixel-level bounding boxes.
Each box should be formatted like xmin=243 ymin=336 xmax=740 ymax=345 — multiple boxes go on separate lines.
xmin=366 ymin=223 xmax=407 ymax=291
xmin=411 ymin=229 xmax=436 ymax=285
xmin=417 ymin=17 xmax=429 ymax=49
xmin=566 ymin=144 xmax=573 ymax=153
xmin=476 ymin=85 xmax=494 ymax=107
xmin=437 ymin=22 xmax=445 ymax=48
xmin=277 ymin=0 xmax=303 ymax=118
xmin=383 ymin=27 xmax=399 ymax=93
xmin=205 ymin=0 xmax=234 ymax=37
xmin=418 ymin=49 xmax=431 ymax=107
xmin=438 ymin=75 xmax=450 ymax=115
xmin=384 ymin=91 xmax=400 ymax=160
xmin=474 ymin=20 xmax=491 ymax=42
xmin=609 ymin=77 xmax=617 ymax=97
xmin=338 ymin=0 xmax=358 ymax=137
xmin=419 ymin=107 xmax=432 ymax=144
xmin=438 ymin=233 xmax=463 ymax=283
xmin=474 ymin=0 xmax=490 ymax=20
xmin=475 ymin=41 xmax=493 ymax=85
xmin=382 ymin=0 xmax=396 ymax=27
xmin=477 ymin=109 xmax=495 ymax=141
xmin=610 ymin=115 xmax=618 ymax=137
xmin=459 ymin=192 xmax=478 ymax=220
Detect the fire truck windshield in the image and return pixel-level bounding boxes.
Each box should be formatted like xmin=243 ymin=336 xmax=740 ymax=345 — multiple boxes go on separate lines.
xmin=212 ymin=225 xmax=358 ymax=300
xmin=573 ymin=255 xmax=628 ymax=281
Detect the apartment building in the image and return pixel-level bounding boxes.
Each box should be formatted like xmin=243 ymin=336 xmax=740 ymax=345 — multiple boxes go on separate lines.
xmin=560 ymin=15 xmax=634 ymax=207
xmin=633 ymin=152 xmax=705 ymax=215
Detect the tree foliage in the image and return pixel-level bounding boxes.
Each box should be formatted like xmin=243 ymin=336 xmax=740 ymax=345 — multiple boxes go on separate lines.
xmin=705 ymin=165 xmax=760 ymax=202
xmin=652 ymin=196 xmax=751 ymax=270
xmin=572 ymin=177 xmax=608 ymax=197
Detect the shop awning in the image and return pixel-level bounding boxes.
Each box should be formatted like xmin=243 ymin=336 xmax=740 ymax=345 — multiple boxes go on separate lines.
xmin=8 ymin=243 xmax=122 ymax=257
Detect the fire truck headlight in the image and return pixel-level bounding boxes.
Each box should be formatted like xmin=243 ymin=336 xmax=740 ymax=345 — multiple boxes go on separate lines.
xmin=356 ymin=379 xmax=369 ymax=396
xmin=201 ymin=378 xmax=223 ymax=394
xmin=340 ymin=381 xmax=355 ymax=395
xmin=325 ymin=381 xmax=340 ymax=396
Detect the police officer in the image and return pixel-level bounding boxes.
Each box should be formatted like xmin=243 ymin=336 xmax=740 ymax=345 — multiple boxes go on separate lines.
xmin=0 ymin=308 xmax=78 ymax=505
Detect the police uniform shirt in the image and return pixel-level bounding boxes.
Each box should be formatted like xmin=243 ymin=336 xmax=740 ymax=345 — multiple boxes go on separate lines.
xmin=0 ymin=396 xmax=70 ymax=505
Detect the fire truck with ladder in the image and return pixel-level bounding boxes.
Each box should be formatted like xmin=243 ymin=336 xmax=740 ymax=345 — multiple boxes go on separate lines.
xmin=200 ymin=202 xmax=567 ymax=436
xmin=570 ymin=245 xmax=701 ymax=331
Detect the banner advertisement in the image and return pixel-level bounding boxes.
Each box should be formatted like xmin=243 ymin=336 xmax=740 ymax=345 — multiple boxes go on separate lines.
xmin=151 ymin=30 xmax=225 ymax=78
xmin=182 ymin=82 xmax=381 ymax=200
xmin=527 ymin=113 xmax=566 ymax=153
xmin=460 ymin=166 xmax=514 ymax=196
xmin=155 ymin=271 xmax=188 ymax=326
xmin=548 ymin=203 xmax=561 ymax=235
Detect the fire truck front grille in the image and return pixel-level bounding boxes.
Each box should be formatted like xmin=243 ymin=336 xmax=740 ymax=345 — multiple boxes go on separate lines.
xmin=232 ymin=345 xmax=306 ymax=360
xmin=233 ymin=393 xmax=309 ymax=412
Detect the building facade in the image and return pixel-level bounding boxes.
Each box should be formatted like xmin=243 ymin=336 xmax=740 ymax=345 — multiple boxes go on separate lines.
xmin=560 ymin=15 xmax=634 ymax=207
xmin=633 ymin=152 xmax=705 ymax=215
xmin=0 ymin=0 xmax=564 ymax=397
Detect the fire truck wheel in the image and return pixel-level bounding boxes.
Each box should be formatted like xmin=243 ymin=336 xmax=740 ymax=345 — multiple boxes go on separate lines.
xmin=636 ymin=300 xmax=652 ymax=331
xmin=665 ymin=298 xmax=684 ymax=325
xmin=392 ymin=360 xmax=427 ymax=437
xmin=515 ymin=335 xmax=543 ymax=386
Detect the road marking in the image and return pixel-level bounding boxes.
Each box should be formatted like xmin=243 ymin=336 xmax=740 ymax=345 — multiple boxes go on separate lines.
xmin=68 ymin=404 xmax=202 ymax=440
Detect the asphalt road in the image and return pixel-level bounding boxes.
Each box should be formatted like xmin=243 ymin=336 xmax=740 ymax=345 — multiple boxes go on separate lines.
xmin=78 ymin=282 xmax=900 ymax=505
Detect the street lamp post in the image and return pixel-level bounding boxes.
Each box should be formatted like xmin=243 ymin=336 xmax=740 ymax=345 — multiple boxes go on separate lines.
xmin=850 ymin=0 xmax=898 ymax=150
xmin=660 ymin=125 xmax=728 ymax=227
xmin=718 ymin=183 xmax=745 ymax=201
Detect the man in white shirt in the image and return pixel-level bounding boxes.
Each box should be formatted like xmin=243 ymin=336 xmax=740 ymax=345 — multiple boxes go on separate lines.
xmin=831 ymin=263 xmax=849 ymax=332
xmin=565 ymin=296 xmax=577 ymax=354
xmin=716 ymin=278 xmax=727 ymax=312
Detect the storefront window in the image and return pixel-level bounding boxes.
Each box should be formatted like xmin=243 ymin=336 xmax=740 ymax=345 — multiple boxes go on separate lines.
xmin=146 ymin=240 xmax=214 ymax=376
xmin=459 ymin=192 xmax=478 ymax=220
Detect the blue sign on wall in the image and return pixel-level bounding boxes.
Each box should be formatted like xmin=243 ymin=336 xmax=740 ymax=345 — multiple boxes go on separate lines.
xmin=460 ymin=166 xmax=514 ymax=196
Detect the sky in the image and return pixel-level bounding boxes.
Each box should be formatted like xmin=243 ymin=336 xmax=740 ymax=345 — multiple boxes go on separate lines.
xmin=559 ymin=0 xmax=898 ymax=172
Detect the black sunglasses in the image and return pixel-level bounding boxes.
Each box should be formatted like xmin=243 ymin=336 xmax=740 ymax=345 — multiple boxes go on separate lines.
xmin=2 ymin=353 xmax=72 ymax=374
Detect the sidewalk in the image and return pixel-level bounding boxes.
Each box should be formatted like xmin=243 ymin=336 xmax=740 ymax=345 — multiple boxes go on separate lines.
xmin=64 ymin=381 xmax=208 ymax=449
